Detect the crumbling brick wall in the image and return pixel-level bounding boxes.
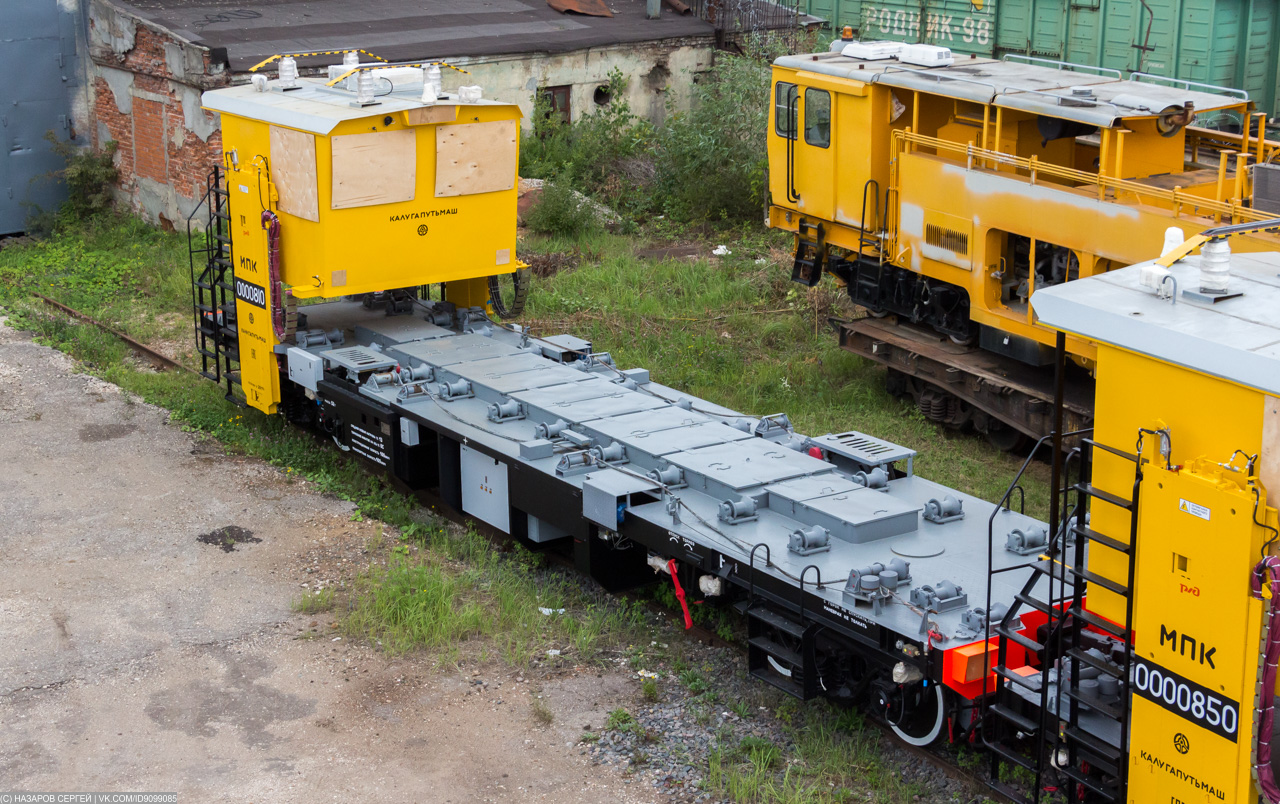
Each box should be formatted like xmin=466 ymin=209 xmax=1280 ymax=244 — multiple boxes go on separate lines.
xmin=87 ymin=0 xmax=228 ymax=229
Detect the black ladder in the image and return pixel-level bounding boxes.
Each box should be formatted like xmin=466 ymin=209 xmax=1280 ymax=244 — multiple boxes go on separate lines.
xmin=745 ymin=600 xmax=819 ymax=700
xmin=791 ymin=220 xmax=826 ymax=287
xmin=1056 ymin=438 xmax=1141 ymax=802
xmin=188 ymin=165 xmax=241 ymax=404
xmin=983 ymin=438 xmax=1082 ymax=802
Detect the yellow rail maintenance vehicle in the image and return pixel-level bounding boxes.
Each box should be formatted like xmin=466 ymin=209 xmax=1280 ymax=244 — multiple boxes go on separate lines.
xmin=973 ymin=229 xmax=1280 ymax=802
xmin=191 ymin=51 xmax=526 ymax=417
xmin=767 ymin=37 xmax=1280 ymax=447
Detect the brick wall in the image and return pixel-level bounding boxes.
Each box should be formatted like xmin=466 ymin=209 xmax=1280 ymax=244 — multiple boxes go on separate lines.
xmin=87 ymin=0 xmax=228 ymax=228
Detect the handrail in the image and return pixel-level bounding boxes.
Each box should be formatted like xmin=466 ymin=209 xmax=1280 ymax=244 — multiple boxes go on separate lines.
xmin=1001 ymin=53 xmax=1124 ymax=79
xmin=895 ymin=130 xmax=1280 ymax=224
xmin=1130 ymin=72 xmax=1249 ymax=100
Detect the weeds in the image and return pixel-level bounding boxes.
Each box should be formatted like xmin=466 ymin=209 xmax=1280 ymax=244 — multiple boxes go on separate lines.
xmin=531 ymin=696 xmax=554 ymax=727
xmin=291 ymin=588 xmax=335 ymax=614
xmin=525 ymin=179 xmax=601 ymax=238
xmin=642 ymin=678 xmax=660 ymax=703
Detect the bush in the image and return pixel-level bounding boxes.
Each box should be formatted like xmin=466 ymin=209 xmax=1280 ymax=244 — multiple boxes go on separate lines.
xmin=651 ymin=52 xmax=773 ymax=222
xmin=524 ymin=178 xmax=601 ymax=238
xmin=47 ymin=133 xmax=118 ymax=220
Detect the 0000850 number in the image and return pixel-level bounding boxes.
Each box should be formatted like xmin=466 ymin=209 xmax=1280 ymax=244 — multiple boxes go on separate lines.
xmin=1132 ymin=660 xmax=1238 ymax=740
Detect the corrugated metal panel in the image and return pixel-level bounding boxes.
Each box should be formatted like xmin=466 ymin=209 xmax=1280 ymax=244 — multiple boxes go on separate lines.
xmin=809 ymin=0 xmax=998 ymax=56
xmin=0 ymin=0 xmax=78 ymax=235
xmin=803 ymin=0 xmax=1278 ymax=113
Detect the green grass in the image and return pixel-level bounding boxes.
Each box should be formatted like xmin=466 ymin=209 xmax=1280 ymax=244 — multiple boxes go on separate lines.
xmin=2 ymin=210 xmax=1041 ymax=804
xmin=518 ymin=226 xmax=1050 ymax=513
xmin=292 ymin=588 xmax=336 ymax=614
xmin=706 ymin=705 xmax=932 ymax=804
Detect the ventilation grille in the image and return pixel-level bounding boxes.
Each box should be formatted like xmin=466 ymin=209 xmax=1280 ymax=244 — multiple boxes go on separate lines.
xmin=925 ymin=224 xmax=969 ymax=255
xmin=1254 ymin=163 xmax=1280 ymax=215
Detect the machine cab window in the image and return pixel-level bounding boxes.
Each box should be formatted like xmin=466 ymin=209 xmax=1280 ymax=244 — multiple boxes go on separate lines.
xmin=804 ymin=88 xmax=830 ymax=148
xmin=774 ymin=82 xmax=798 ymax=138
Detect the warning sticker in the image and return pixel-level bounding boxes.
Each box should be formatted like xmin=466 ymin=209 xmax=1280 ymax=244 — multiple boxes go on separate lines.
xmin=1178 ymin=498 xmax=1211 ymax=521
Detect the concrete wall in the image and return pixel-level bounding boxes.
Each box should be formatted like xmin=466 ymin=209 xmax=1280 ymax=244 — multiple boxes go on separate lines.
xmin=85 ymin=0 xmax=227 ymax=228
xmin=441 ymin=37 xmax=716 ymax=130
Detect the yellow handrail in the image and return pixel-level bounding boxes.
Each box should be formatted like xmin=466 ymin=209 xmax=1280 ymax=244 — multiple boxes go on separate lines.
xmin=893 ymin=130 xmax=1274 ymax=225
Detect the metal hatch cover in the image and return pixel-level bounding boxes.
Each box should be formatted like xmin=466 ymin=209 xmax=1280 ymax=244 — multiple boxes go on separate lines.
xmin=665 ymin=439 xmax=836 ymax=491
xmin=387 ymin=333 xmax=523 ymax=367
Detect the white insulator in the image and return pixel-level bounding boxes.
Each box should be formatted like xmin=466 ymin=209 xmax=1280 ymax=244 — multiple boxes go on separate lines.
xmin=425 ymin=64 xmax=443 ymax=96
xmin=342 ymin=51 xmax=360 ymax=68
xmin=1199 ymin=238 xmax=1231 ymax=294
xmin=891 ymin=661 xmax=924 ymax=684
xmin=1139 ymin=261 xmax=1171 ymax=294
xmin=356 ymin=70 xmax=376 ymax=104
xmin=278 ymin=56 xmax=299 ymax=88
xmin=1161 ymin=226 xmax=1185 ymax=256
xmin=251 ymin=74 xmax=268 ymax=92
xmin=698 ymin=575 xmax=723 ymax=596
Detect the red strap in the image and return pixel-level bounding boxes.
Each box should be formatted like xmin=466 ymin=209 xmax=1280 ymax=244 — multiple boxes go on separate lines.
xmin=667 ymin=559 xmax=692 ymax=629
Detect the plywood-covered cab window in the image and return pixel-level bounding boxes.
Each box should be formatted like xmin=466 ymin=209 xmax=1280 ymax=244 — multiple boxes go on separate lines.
xmin=269 ymin=125 xmax=319 ymax=222
xmin=331 ymin=129 xmax=417 ymax=209
xmin=435 ymin=120 xmax=518 ymax=198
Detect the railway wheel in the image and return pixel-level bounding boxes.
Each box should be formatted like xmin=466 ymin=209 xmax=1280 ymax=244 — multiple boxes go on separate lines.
xmin=887 ymin=682 xmax=947 ymax=747
xmin=985 ymin=421 xmax=1029 ymax=453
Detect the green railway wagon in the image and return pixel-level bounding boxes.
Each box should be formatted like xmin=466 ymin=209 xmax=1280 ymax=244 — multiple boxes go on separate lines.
xmin=804 ymin=0 xmax=1280 ymax=117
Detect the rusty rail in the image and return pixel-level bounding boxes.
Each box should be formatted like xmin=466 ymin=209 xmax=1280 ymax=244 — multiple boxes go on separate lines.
xmin=32 ymin=293 xmax=196 ymax=374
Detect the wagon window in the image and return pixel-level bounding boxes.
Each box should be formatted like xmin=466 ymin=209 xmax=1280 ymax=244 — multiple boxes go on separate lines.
xmin=805 ymin=88 xmax=831 ymax=148
xmin=774 ymin=82 xmax=798 ymax=139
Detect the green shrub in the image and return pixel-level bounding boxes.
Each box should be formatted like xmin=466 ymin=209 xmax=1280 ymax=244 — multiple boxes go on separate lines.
xmin=651 ymin=52 xmax=772 ymax=222
xmin=524 ymin=179 xmax=600 ymax=238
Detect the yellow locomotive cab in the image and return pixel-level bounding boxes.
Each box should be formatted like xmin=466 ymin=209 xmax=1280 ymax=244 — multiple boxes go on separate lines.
xmin=768 ymin=46 xmax=1280 ymax=440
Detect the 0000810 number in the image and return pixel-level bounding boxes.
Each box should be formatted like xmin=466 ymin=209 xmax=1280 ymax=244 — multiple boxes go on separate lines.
xmin=1132 ymin=660 xmax=1238 ymax=740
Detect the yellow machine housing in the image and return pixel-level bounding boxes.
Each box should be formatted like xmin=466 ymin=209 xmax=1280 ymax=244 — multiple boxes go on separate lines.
xmin=1035 ymin=248 xmax=1280 ymax=802
xmin=768 ymin=50 xmax=1280 ymax=369
xmin=202 ymin=68 xmax=521 ymax=413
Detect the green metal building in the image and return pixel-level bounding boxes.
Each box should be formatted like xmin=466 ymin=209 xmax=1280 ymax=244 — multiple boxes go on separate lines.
xmin=804 ymin=0 xmax=1279 ymax=116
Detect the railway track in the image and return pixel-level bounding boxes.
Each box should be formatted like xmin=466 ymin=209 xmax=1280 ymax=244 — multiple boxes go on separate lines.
xmin=34 ymin=292 xmax=1014 ymax=804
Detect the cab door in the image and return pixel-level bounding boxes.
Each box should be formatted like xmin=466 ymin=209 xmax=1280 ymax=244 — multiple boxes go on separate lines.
xmin=794 ymin=86 xmax=834 ymax=220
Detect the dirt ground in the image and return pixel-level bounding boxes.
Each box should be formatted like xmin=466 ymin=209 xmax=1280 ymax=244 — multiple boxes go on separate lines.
xmin=0 ymin=320 xmax=660 ymax=803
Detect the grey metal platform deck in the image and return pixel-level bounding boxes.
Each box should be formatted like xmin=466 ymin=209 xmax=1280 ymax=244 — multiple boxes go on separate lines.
xmin=285 ymin=299 xmax=1063 ymax=652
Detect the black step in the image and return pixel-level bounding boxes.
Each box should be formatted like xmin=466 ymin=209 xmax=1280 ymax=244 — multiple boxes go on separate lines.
xmin=1063 ymin=727 xmax=1123 ymax=776
xmin=1075 ymin=483 xmax=1133 ymax=511
xmin=1058 ymin=764 xmax=1119 ymax=801
xmin=749 ymin=666 xmax=807 ymax=700
xmin=1068 ymin=565 xmax=1129 ymax=596
xmin=987 ymin=740 xmax=1036 ymax=771
xmin=987 ymin=780 xmax=1034 ymax=804
xmin=748 ymin=636 xmax=802 ymax=669
xmin=989 ymin=702 xmax=1040 ymax=734
xmin=1066 ymin=647 xmax=1125 ymax=679
xmin=746 ymin=604 xmax=807 ymax=639
xmin=1084 ymin=438 xmax=1139 ymax=463
xmin=1072 ymin=524 xmax=1131 ymax=554
xmin=1073 ymin=606 xmax=1128 ymax=639
xmin=993 ymin=664 xmax=1041 ymax=691
xmin=1065 ymin=685 xmax=1123 ymax=720
xmin=996 ymin=624 xmax=1043 ymax=654
xmin=1013 ymin=591 xmax=1062 ymax=617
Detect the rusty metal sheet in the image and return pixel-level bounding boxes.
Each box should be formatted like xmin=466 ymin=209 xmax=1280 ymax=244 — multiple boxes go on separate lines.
xmin=547 ymin=0 xmax=613 ymax=17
